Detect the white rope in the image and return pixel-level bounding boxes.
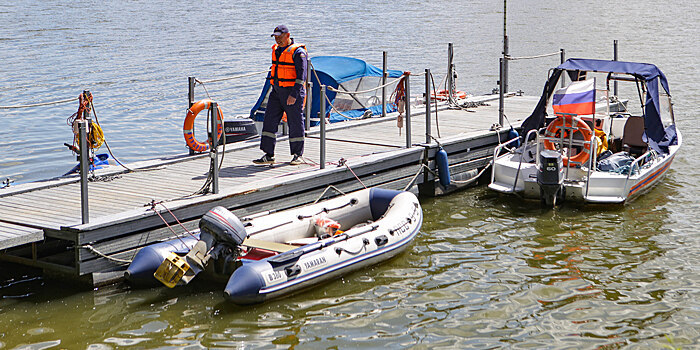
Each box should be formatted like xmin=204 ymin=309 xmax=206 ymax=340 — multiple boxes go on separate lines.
xmin=196 ymin=70 xmax=269 ymax=84
xmin=326 ymin=74 xmax=406 ymax=95
xmin=80 ymin=244 xmax=132 ymax=264
xmin=505 ymin=51 xmax=561 ymax=61
xmin=0 ymin=96 xmax=78 ymax=109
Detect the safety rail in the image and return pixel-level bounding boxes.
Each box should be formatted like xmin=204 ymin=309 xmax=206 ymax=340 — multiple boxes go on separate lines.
xmin=0 ymin=96 xmax=78 ymax=109
xmin=621 ymin=149 xmax=659 ymax=198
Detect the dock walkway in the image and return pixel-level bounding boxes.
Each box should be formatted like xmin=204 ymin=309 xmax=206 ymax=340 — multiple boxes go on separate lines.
xmin=0 ymin=95 xmax=539 ymax=284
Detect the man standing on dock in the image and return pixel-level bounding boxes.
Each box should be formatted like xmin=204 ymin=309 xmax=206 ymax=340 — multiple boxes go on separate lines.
xmin=253 ymin=25 xmax=307 ymax=166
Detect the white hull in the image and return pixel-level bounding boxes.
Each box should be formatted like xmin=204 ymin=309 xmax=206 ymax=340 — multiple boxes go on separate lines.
xmin=489 ymin=129 xmax=681 ymax=204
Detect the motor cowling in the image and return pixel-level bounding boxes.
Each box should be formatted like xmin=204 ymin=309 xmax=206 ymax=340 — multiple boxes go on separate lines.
xmin=199 ymin=206 xmax=247 ymax=246
xmin=537 ymin=150 xmax=564 ymax=206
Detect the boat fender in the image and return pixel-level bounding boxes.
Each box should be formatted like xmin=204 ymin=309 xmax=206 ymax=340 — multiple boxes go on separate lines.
xmin=199 ymin=206 xmax=246 ymax=246
xmin=508 ymin=127 xmax=520 ymax=148
xmin=436 ymin=147 xmax=451 ymax=187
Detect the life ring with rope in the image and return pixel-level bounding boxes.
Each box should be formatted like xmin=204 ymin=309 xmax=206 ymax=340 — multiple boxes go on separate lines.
xmin=431 ymin=89 xmax=467 ymax=101
xmin=543 ymin=114 xmax=593 ymax=166
xmin=183 ymin=99 xmax=224 ymax=153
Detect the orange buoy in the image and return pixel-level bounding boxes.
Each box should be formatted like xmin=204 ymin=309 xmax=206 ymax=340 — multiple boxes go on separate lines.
xmin=183 ymin=99 xmax=224 ymax=153
xmin=430 ymin=89 xmax=467 ymax=101
xmin=543 ymin=115 xmax=593 ymax=166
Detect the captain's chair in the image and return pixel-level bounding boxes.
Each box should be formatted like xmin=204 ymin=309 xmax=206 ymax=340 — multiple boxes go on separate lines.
xmin=621 ymin=116 xmax=647 ymax=157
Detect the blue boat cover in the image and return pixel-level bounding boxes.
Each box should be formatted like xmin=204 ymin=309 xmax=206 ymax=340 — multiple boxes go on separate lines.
xmin=250 ymin=56 xmax=404 ymax=125
xmin=521 ymin=58 xmax=673 ymax=153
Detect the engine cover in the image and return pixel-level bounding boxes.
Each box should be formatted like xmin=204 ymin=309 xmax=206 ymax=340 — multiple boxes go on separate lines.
xmin=199 ymin=206 xmax=247 ymax=246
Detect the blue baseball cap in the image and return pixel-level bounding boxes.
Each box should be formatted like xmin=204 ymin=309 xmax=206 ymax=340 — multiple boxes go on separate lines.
xmin=271 ymin=25 xmax=289 ymax=36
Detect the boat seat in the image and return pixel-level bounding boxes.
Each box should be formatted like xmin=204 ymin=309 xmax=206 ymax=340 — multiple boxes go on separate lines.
xmin=621 ymin=116 xmax=647 ymax=157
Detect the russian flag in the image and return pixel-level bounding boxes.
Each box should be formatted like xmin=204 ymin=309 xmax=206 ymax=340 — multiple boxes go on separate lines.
xmin=552 ymin=79 xmax=596 ymax=116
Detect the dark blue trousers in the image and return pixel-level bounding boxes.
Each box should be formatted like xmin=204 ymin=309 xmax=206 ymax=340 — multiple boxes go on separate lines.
xmin=260 ymin=86 xmax=305 ymax=156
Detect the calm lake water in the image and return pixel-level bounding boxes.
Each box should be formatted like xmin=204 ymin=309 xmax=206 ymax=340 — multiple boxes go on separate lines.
xmin=1 ymin=0 xmax=699 ymax=348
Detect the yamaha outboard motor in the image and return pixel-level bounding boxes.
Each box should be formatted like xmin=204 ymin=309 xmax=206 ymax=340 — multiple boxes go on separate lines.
xmin=153 ymin=206 xmax=247 ymax=287
xmin=537 ymin=150 xmax=564 ymax=207
xmin=199 ymin=206 xmax=247 ymax=246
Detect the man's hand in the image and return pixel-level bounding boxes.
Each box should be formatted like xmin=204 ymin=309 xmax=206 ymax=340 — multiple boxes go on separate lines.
xmin=287 ymin=95 xmax=296 ymax=105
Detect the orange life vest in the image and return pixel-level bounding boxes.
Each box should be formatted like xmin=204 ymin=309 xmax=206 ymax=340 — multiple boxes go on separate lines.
xmin=270 ymin=42 xmax=306 ymax=88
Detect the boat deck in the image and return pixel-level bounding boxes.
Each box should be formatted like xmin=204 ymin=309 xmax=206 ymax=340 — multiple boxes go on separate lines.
xmin=0 ymin=94 xmax=539 ymax=284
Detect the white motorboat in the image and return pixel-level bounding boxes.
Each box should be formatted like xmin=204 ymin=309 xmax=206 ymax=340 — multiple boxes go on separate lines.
xmin=489 ymin=59 xmax=680 ymax=205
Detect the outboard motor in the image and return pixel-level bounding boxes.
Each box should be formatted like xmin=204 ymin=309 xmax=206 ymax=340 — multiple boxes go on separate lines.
xmin=199 ymin=206 xmax=247 ymax=246
xmin=154 ymin=206 xmax=247 ymax=287
xmin=537 ymin=150 xmax=564 ymax=207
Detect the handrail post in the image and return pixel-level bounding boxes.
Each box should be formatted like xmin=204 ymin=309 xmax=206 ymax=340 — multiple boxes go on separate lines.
xmin=503 ymin=36 xmax=509 ymax=93
xmin=210 ymin=102 xmax=220 ymax=194
xmin=78 ymin=116 xmax=89 ymax=224
xmin=405 ymin=74 xmax=412 ymax=148
xmin=613 ymin=40 xmax=619 ymax=96
xmin=425 ymin=69 xmax=431 ymax=144
xmin=499 ymin=58 xmax=504 ymax=127
xmin=188 ymin=77 xmax=196 ymax=155
xmin=320 ymin=85 xmax=326 ymax=169
xmin=382 ymin=51 xmax=387 ymax=118
xmin=560 ymin=48 xmax=566 ymax=88
xmin=305 ymin=81 xmax=313 ymax=131
xmin=188 ymin=77 xmax=196 ymax=108
xmin=448 ymin=43 xmax=454 ymax=98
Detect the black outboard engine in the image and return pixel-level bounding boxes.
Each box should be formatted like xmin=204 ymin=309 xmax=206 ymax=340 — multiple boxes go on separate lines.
xmin=154 ymin=206 xmax=247 ymax=288
xmin=537 ymin=150 xmax=564 ymax=207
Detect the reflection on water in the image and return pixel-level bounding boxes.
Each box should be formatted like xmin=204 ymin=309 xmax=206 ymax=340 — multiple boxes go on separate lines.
xmin=2 ymin=180 xmax=696 ymax=348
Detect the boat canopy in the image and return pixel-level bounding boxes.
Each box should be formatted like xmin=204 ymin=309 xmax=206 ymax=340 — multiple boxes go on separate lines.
xmin=250 ymin=56 xmax=404 ymax=125
xmin=521 ymin=58 xmax=674 ymax=153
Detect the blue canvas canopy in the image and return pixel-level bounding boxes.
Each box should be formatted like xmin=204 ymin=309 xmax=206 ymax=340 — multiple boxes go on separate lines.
xmin=250 ymin=56 xmax=404 ymax=125
xmin=521 ymin=58 xmax=674 ymax=153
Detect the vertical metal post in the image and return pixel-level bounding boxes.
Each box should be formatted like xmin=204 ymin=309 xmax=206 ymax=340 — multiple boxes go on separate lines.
xmin=613 ymin=40 xmax=619 ymax=96
xmin=319 ymin=85 xmax=326 ymax=169
xmin=188 ymin=77 xmax=196 ymax=155
xmin=560 ymin=48 xmax=566 ymax=88
xmin=78 ymin=119 xmax=89 ymax=224
xmin=425 ymin=69 xmax=431 ymax=144
xmin=305 ymin=81 xmax=313 ymax=131
xmin=188 ymin=77 xmax=196 ymax=108
xmin=503 ymin=0 xmax=509 ymax=94
xmin=382 ymin=51 xmax=387 ymax=118
xmin=447 ymin=43 xmax=454 ymax=98
xmin=405 ymin=75 xmax=412 ymax=148
xmin=499 ymin=58 xmax=505 ymax=127
xmin=210 ymin=102 xmax=220 ymax=194
xmin=503 ymin=36 xmax=509 ymax=94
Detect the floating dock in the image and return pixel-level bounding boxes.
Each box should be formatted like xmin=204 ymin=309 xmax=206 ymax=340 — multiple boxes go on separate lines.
xmin=0 ymin=94 xmax=539 ymax=285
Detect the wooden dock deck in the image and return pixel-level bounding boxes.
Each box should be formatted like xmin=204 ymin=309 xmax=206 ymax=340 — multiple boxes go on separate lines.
xmin=0 ymin=94 xmax=539 ymax=285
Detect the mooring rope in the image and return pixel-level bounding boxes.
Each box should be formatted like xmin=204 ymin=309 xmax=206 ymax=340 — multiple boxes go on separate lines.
xmin=80 ymin=244 xmax=132 ymax=264
xmin=0 ymin=96 xmax=78 ymax=109
xmin=505 ymin=51 xmax=561 ymax=60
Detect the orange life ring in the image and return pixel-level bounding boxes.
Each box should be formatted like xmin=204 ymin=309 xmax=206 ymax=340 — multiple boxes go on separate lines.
xmin=543 ymin=115 xmax=593 ymax=166
xmin=431 ymin=89 xmax=467 ymax=101
xmin=183 ymin=99 xmax=224 ymax=153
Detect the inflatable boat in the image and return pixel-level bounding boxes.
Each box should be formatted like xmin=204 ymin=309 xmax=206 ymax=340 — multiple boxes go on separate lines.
xmin=124 ymin=188 xmax=422 ymax=304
